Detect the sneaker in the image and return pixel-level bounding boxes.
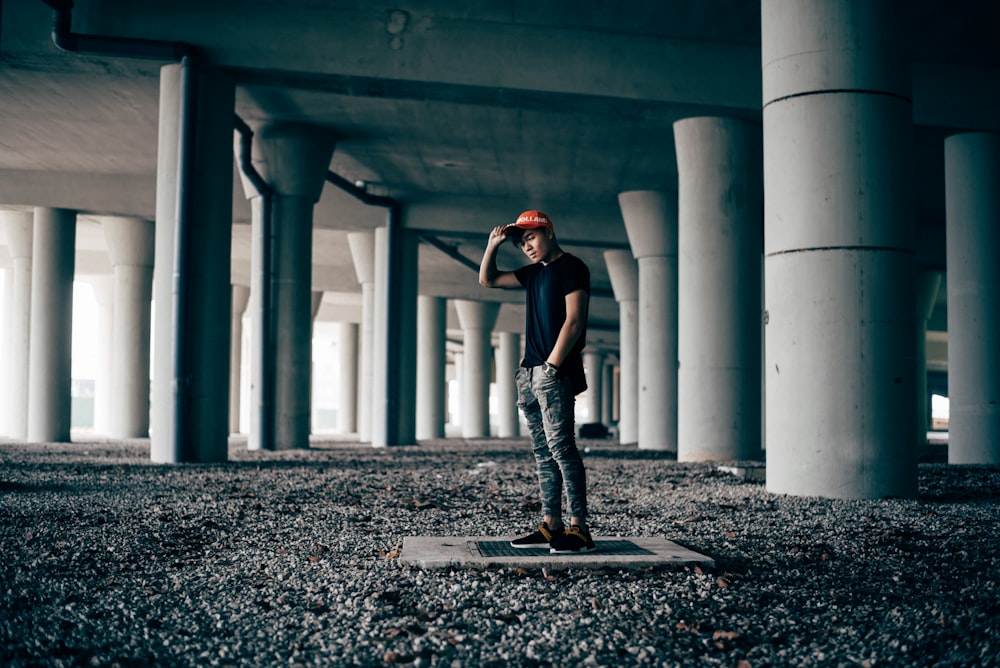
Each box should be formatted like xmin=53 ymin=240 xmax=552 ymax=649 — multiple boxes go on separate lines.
xmin=510 ymin=522 xmax=563 ymax=549
xmin=549 ymin=525 xmax=595 ymax=554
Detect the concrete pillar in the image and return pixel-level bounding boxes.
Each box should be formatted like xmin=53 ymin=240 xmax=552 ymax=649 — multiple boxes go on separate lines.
xmin=496 ymin=330 xmax=521 ymax=438
xmin=90 ymin=277 xmax=115 ymax=435
xmin=371 ymin=224 xmax=419 ymax=447
xmin=28 ymin=207 xmax=76 ymax=443
xmin=229 ymin=285 xmax=250 ymax=434
xmin=454 ymin=300 xmax=500 ymax=438
xmin=348 ymin=231 xmax=375 ymax=442
xmin=674 ymin=117 xmax=763 ymax=462
xmin=151 ymin=63 xmax=235 ymax=463
xmin=452 ymin=352 xmax=464 ymax=430
xmin=373 ymin=228 xmax=388 ymax=442
xmin=601 ymin=361 xmax=614 ymax=426
xmin=102 ymin=216 xmax=155 ymax=438
xmin=0 ymin=249 xmax=10 ymax=436
xmin=2 ymin=211 xmax=33 ymax=439
xmin=762 ymin=0 xmax=916 ymax=497
xmin=618 ymin=190 xmax=678 ymax=451
xmin=612 ymin=365 xmax=621 ymax=423
xmin=243 ymin=123 xmax=336 ymax=450
xmin=945 ymin=132 xmax=1000 ymax=464
xmin=416 ymin=295 xmax=447 ymax=440
xmin=309 ymin=291 xmax=324 ymax=435
xmin=603 ymin=250 xmax=639 ymax=445
xmin=242 ymin=193 xmax=268 ymax=447
xmin=337 ymin=322 xmax=359 ymax=434
xmin=915 ymin=270 xmax=941 ymax=446
xmin=583 ymin=350 xmax=604 ymax=425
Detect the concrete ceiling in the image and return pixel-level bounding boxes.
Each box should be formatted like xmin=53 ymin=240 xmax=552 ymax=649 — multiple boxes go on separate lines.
xmin=2 ymin=0 xmax=999 ymax=354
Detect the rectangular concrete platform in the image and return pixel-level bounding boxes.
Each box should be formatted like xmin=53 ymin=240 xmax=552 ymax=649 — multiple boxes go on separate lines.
xmin=399 ymin=536 xmax=714 ymax=571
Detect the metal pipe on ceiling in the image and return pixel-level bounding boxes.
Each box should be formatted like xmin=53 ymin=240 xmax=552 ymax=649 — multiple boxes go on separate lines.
xmin=40 ymin=0 xmax=194 ymax=60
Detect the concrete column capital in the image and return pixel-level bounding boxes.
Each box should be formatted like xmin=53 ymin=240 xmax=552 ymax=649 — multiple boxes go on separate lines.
xmin=232 ymin=284 xmax=250 ymax=317
xmin=603 ymin=249 xmax=638 ymax=302
xmin=916 ymin=270 xmax=942 ymax=321
xmin=347 ymin=231 xmax=376 ymax=284
xmin=249 ymin=122 xmax=337 ymax=202
xmin=100 ymin=216 xmax=154 ymax=267
xmin=2 ymin=211 xmax=34 ymax=259
xmin=945 ymin=132 xmax=1000 ymax=183
xmin=311 ymin=291 xmax=324 ymax=320
xmin=673 ymin=117 xmax=762 ymax=178
xmin=89 ymin=275 xmax=115 ymax=303
xmin=455 ymin=299 xmax=501 ymax=331
xmin=761 ymin=0 xmax=909 ymax=104
xmin=618 ymin=190 xmax=677 ymax=259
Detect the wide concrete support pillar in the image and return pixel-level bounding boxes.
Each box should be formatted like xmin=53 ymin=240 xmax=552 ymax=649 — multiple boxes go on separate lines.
xmin=674 ymin=117 xmax=763 ymax=462
xmin=3 ymin=211 xmax=34 ymax=439
xmin=90 ymin=277 xmax=115 ymax=435
xmin=28 ymin=207 xmax=76 ymax=443
xmin=496 ymin=331 xmax=521 ymax=438
xmin=455 ymin=300 xmax=500 ymax=438
xmin=945 ymin=132 xmax=1000 ymax=464
xmin=243 ymin=123 xmax=336 ymax=450
xmin=102 ymin=216 xmax=155 ymax=438
xmin=915 ymin=271 xmax=941 ymax=446
xmin=603 ymin=250 xmax=639 ymax=445
xmin=416 ymin=295 xmax=447 ymax=440
xmin=583 ymin=350 xmax=604 ymax=425
xmin=618 ymin=190 xmax=678 ymax=451
xmin=151 ymin=64 xmax=235 ymax=463
xmin=337 ymin=322 xmax=359 ymax=434
xmin=373 ymin=224 xmax=418 ymax=447
xmin=348 ymin=231 xmax=376 ymax=442
xmin=229 ymin=285 xmax=250 ymax=434
xmin=762 ymin=0 xmax=916 ymax=497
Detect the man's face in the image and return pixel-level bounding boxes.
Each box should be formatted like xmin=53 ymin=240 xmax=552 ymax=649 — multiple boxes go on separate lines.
xmin=517 ymin=228 xmax=553 ymax=263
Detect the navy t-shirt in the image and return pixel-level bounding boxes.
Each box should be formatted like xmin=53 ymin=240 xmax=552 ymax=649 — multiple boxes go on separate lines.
xmin=514 ymin=253 xmax=590 ymax=395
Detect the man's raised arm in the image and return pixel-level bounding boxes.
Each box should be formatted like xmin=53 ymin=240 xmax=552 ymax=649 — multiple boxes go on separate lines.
xmin=479 ymin=225 xmax=522 ymax=289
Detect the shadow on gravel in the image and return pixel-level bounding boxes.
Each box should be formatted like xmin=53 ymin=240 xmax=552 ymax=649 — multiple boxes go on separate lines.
xmin=919 ymin=464 xmax=1000 ymax=504
xmin=581 ymin=448 xmax=678 ymax=461
xmin=920 ymin=488 xmax=1000 ymax=504
xmin=0 ymin=480 xmax=70 ymax=494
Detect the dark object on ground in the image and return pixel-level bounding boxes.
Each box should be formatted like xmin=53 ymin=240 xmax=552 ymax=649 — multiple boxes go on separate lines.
xmin=579 ymin=422 xmax=608 ymax=438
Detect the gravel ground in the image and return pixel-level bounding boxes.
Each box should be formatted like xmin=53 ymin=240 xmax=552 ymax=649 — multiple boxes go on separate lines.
xmin=1 ymin=436 xmax=997 ymax=667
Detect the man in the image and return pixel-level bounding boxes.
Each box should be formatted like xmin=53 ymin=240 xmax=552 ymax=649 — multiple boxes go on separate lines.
xmin=479 ymin=210 xmax=594 ymax=554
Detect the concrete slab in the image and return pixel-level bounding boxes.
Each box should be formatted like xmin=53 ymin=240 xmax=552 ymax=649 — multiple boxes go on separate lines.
xmin=399 ymin=536 xmax=715 ymax=571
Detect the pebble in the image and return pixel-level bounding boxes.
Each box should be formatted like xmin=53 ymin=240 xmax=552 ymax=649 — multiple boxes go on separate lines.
xmin=0 ymin=437 xmax=997 ymax=667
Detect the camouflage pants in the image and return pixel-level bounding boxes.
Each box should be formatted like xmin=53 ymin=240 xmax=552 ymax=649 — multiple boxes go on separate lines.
xmin=515 ymin=366 xmax=587 ymax=522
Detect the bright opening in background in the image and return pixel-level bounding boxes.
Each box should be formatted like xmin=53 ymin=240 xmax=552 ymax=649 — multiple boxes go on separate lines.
xmin=931 ymin=393 xmax=949 ymax=431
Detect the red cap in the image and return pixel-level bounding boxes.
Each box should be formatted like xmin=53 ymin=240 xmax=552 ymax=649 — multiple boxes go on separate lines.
xmin=506 ymin=210 xmax=553 ymax=233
